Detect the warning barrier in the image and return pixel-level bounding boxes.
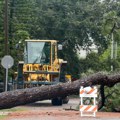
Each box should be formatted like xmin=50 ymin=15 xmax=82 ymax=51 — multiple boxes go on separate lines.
xmin=80 ymin=86 xmax=98 ymax=117
xmin=80 ymin=105 xmax=97 ymax=112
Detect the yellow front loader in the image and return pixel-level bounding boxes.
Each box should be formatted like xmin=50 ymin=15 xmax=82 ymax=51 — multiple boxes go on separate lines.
xmin=14 ymin=40 xmax=71 ymax=105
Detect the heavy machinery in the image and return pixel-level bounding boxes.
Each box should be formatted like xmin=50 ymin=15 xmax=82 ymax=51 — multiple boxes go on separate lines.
xmin=14 ymin=40 xmax=71 ymax=105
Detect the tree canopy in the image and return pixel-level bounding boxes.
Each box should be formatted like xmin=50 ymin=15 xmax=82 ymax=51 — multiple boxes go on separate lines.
xmin=0 ymin=0 xmax=120 ymax=79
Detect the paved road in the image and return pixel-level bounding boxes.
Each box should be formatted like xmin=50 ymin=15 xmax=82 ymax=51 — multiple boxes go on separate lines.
xmin=22 ymin=97 xmax=79 ymax=110
xmin=3 ymin=98 xmax=120 ymax=120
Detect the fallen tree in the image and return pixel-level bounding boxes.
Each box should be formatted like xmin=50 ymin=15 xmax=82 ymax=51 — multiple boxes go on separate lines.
xmin=0 ymin=72 xmax=120 ymax=109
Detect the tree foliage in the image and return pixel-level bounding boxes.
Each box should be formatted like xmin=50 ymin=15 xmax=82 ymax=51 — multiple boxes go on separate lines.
xmin=0 ymin=0 xmax=120 ymax=78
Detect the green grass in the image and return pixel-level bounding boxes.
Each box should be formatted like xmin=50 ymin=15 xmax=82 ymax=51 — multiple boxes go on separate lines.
xmin=0 ymin=107 xmax=28 ymax=120
xmin=0 ymin=115 xmax=7 ymax=120
xmin=0 ymin=107 xmax=28 ymax=112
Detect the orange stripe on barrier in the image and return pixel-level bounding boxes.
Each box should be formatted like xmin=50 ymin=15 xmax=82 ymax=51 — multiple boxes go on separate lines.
xmin=92 ymin=106 xmax=97 ymax=112
xmin=87 ymin=89 xmax=95 ymax=94
xmin=84 ymin=106 xmax=91 ymax=111
xmin=80 ymin=105 xmax=83 ymax=109
xmin=80 ymin=90 xmax=84 ymax=94
xmin=80 ymin=105 xmax=97 ymax=112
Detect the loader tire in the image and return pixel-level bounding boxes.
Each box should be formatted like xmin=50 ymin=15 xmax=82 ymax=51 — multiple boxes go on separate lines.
xmin=52 ymin=97 xmax=63 ymax=106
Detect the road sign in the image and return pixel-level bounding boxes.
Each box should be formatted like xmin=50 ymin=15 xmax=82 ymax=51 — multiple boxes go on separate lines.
xmin=1 ymin=55 xmax=14 ymax=91
xmin=1 ymin=55 xmax=14 ymax=69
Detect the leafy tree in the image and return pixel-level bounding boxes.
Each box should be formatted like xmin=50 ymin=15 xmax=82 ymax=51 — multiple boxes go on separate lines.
xmin=0 ymin=0 xmax=120 ymax=79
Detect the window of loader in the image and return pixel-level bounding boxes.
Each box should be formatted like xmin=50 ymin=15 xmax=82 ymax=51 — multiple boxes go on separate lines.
xmin=27 ymin=42 xmax=50 ymax=64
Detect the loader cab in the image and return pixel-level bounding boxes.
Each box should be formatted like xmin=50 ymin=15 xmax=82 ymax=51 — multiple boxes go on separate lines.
xmin=24 ymin=40 xmax=58 ymax=65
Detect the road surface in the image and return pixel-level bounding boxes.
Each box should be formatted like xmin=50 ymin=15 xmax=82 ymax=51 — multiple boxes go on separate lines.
xmin=1 ymin=98 xmax=120 ymax=120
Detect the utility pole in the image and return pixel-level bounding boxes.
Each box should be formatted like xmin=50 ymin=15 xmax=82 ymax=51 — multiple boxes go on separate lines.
xmin=4 ymin=0 xmax=8 ymax=55
xmin=111 ymin=33 xmax=114 ymax=71
xmin=111 ymin=32 xmax=118 ymax=71
xmin=115 ymin=41 xmax=117 ymax=59
xmin=4 ymin=0 xmax=9 ymax=91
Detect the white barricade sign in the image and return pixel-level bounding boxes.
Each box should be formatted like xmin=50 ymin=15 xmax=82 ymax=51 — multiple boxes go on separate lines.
xmin=79 ymin=86 xmax=98 ymax=117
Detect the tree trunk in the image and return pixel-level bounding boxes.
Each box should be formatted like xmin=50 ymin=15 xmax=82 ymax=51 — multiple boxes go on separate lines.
xmin=0 ymin=72 xmax=120 ymax=109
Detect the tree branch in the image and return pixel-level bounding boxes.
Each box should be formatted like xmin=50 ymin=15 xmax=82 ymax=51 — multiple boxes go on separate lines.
xmin=98 ymin=85 xmax=105 ymax=110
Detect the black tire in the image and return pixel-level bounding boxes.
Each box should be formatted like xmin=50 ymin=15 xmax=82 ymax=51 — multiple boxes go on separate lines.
xmin=62 ymin=96 xmax=69 ymax=104
xmin=52 ymin=97 xmax=63 ymax=106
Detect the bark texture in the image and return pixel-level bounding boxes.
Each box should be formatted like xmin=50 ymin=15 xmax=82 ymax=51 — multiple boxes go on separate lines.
xmin=0 ymin=72 xmax=120 ymax=109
